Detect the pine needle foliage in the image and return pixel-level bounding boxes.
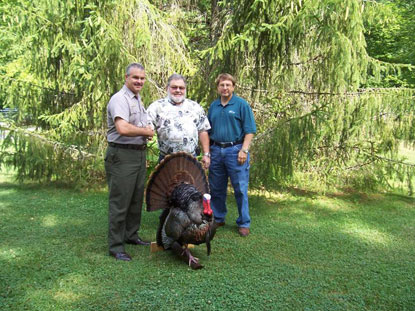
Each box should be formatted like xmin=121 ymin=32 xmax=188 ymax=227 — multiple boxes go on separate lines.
xmin=199 ymin=0 xmax=415 ymax=192
xmin=1 ymin=0 xmax=415 ymax=192
xmin=0 ymin=0 xmax=194 ymax=187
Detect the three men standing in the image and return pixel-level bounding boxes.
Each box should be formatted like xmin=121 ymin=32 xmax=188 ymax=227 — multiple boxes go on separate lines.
xmin=105 ymin=68 xmax=256 ymax=261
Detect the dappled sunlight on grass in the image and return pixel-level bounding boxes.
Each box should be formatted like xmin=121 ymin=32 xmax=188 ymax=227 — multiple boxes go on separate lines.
xmin=42 ymin=214 xmax=58 ymax=227
xmin=249 ymin=189 xmax=288 ymax=202
xmin=54 ymin=290 xmax=84 ymax=303
xmin=0 ymin=247 xmax=24 ymax=261
xmin=52 ymin=274 xmax=94 ymax=303
xmin=314 ymin=197 xmax=356 ymax=212
xmin=22 ymin=286 xmax=85 ymax=310
xmin=340 ymin=223 xmax=393 ymax=247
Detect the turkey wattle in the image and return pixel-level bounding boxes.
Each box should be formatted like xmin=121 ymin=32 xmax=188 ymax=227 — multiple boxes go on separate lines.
xmin=146 ymin=152 xmax=216 ymax=269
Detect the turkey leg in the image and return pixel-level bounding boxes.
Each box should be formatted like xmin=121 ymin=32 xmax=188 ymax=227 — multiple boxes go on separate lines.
xmin=171 ymin=241 xmax=203 ymax=270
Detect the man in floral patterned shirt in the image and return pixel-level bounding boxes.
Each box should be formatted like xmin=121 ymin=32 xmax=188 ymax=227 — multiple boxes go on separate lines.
xmin=147 ymin=74 xmax=211 ymax=169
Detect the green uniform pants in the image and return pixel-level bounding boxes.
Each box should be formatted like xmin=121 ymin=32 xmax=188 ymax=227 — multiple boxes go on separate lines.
xmin=104 ymin=146 xmax=146 ymax=253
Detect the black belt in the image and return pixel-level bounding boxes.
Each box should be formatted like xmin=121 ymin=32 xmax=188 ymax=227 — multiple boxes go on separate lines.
xmin=210 ymin=140 xmax=243 ymax=148
xmin=108 ymin=142 xmax=147 ymax=150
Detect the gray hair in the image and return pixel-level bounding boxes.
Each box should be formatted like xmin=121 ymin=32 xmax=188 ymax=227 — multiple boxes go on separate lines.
xmin=167 ymin=73 xmax=187 ymax=87
xmin=126 ymin=63 xmax=145 ymax=76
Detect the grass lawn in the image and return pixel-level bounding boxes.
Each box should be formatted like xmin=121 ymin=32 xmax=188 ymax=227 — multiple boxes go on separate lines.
xmin=0 ymin=169 xmax=414 ymax=311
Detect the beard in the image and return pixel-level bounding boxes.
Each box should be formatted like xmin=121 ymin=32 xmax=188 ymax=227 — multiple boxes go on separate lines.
xmin=167 ymin=90 xmax=186 ymax=104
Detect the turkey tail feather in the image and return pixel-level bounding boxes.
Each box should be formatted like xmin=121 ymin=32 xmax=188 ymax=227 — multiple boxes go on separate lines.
xmin=146 ymin=152 xmax=209 ymax=211
xmin=156 ymin=208 xmax=170 ymax=247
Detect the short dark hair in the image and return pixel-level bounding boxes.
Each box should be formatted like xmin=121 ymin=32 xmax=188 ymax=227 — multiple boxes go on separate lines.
xmin=167 ymin=73 xmax=187 ymax=87
xmin=215 ymin=73 xmax=236 ymax=86
xmin=126 ymin=63 xmax=145 ymax=76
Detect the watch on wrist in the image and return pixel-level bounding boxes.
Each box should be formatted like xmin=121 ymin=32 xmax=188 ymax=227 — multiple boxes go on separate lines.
xmin=203 ymin=152 xmax=211 ymax=157
xmin=242 ymin=149 xmax=249 ymax=154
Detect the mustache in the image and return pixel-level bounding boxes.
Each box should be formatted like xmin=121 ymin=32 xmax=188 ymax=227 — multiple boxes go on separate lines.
xmin=167 ymin=91 xmax=186 ymax=103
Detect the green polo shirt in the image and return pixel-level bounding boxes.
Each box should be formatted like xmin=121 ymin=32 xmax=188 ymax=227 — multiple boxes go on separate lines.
xmin=208 ymin=94 xmax=256 ymax=143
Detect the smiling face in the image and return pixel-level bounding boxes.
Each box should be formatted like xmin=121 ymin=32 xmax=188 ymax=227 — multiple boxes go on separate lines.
xmin=167 ymin=78 xmax=186 ymax=104
xmin=217 ymin=79 xmax=235 ymax=99
xmin=125 ymin=67 xmax=146 ymax=95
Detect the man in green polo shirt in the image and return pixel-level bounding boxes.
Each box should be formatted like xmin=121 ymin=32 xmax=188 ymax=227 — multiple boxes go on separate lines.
xmin=208 ymin=73 xmax=256 ymax=237
xmin=105 ymin=63 xmax=154 ymax=261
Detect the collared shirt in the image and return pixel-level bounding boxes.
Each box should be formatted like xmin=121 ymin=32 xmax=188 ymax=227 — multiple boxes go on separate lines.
xmin=147 ymin=97 xmax=211 ymax=155
xmin=107 ymin=85 xmax=148 ymax=145
xmin=208 ymin=93 xmax=256 ymax=143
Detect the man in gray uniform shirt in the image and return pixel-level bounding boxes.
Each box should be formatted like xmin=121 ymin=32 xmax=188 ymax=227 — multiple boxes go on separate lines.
xmin=105 ymin=63 xmax=154 ymax=261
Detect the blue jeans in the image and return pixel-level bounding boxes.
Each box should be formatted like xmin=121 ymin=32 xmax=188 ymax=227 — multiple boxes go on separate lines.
xmin=208 ymin=144 xmax=251 ymax=228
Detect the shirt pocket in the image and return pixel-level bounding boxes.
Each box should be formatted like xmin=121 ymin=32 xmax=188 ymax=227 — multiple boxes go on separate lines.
xmin=129 ymin=103 xmax=142 ymax=126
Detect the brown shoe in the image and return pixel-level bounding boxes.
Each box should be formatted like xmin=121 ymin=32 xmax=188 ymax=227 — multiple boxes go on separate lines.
xmin=213 ymin=222 xmax=225 ymax=228
xmin=238 ymin=227 xmax=250 ymax=237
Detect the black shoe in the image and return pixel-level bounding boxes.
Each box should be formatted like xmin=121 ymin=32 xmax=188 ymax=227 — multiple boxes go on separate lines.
xmin=109 ymin=251 xmax=132 ymax=261
xmin=125 ymin=237 xmax=150 ymax=246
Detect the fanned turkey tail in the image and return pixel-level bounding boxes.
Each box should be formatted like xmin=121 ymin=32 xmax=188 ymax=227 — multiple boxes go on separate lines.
xmin=146 ymin=152 xmax=209 ymax=212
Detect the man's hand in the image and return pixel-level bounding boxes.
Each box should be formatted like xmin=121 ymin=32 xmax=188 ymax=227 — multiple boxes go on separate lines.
xmin=237 ymin=150 xmax=247 ymax=165
xmin=115 ymin=118 xmax=154 ymax=138
xmin=145 ymin=125 xmax=154 ymax=140
xmin=202 ymin=155 xmax=211 ymax=169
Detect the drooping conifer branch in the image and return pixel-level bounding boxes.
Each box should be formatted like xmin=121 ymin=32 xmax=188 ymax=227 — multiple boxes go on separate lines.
xmin=1 ymin=0 xmax=414 ymax=193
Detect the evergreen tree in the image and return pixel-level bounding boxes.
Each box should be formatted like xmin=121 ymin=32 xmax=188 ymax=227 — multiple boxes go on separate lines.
xmin=198 ymin=0 xmax=415 ymax=192
xmin=0 ymin=0 xmax=195 ymax=186
xmin=1 ymin=0 xmax=414 ymax=193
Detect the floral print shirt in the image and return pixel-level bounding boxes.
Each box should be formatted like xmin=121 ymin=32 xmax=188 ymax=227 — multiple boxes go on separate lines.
xmin=147 ymin=97 xmax=211 ymax=155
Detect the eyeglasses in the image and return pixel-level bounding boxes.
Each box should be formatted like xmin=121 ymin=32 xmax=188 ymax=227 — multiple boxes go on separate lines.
xmin=218 ymin=83 xmax=233 ymax=88
xmin=169 ymin=86 xmax=186 ymax=90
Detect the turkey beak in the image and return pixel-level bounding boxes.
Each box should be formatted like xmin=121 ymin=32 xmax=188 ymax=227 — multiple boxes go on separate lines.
xmin=203 ymin=194 xmax=212 ymax=216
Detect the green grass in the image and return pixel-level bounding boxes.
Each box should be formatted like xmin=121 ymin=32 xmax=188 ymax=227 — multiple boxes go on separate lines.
xmin=1 ymin=170 xmax=414 ymax=311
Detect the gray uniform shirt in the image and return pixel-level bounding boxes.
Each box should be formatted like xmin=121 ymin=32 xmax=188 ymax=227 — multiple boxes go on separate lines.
xmin=107 ymin=85 xmax=148 ymax=145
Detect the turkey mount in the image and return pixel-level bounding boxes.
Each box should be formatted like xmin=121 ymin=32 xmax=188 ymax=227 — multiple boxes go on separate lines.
xmin=146 ymin=152 xmax=216 ymax=269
